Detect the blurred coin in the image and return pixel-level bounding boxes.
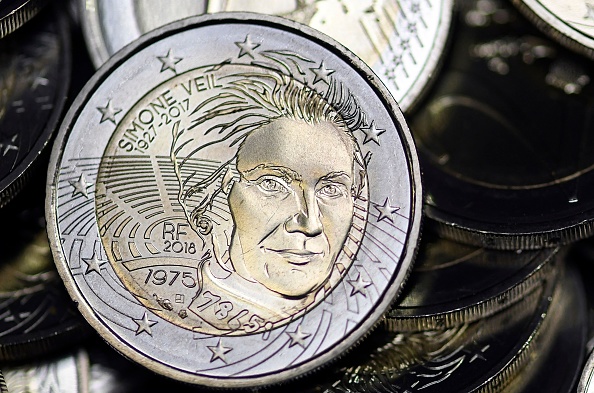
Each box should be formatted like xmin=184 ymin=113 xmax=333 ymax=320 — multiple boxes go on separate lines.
xmin=0 ymin=0 xmax=47 ymax=39
xmin=412 ymin=0 xmax=594 ymax=249
xmin=505 ymin=266 xmax=587 ymax=393
xmin=206 ymin=0 xmax=453 ymax=113
xmin=47 ymin=13 xmax=422 ymax=388
xmin=512 ymin=0 xmax=594 ymax=60
xmin=384 ymin=232 xmax=558 ymax=331
xmin=0 ymin=6 xmax=71 ymax=208
xmin=80 ymin=0 xmax=207 ymax=68
xmin=0 ymin=176 xmax=88 ymax=361
xmin=2 ymin=350 xmax=89 ymax=393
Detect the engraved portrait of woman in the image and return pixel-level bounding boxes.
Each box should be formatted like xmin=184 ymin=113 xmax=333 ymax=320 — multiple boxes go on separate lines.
xmin=170 ymin=69 xmax=368 ymax=334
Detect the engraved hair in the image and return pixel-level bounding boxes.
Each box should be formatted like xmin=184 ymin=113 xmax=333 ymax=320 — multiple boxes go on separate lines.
xmin=171 ymin=70 xmax=367 ymax=245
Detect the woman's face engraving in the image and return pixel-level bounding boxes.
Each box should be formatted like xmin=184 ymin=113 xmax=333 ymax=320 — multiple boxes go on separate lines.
xmin=227 ymin=118 xmax=355 ymax=297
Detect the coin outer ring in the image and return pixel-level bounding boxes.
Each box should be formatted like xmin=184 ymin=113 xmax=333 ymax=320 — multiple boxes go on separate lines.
xmin=512 ymin=0 xmax=594 ymax=60
xmin=46 ymin=13 xmax=422 ymax=388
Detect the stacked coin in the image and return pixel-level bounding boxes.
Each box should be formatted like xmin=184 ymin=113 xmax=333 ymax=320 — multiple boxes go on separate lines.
xmin=2 ymin=0 xmax=594 ymax=392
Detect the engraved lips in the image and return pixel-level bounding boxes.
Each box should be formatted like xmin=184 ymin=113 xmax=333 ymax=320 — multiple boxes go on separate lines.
xmin=262 ymin=247 xmax=324 ymax=265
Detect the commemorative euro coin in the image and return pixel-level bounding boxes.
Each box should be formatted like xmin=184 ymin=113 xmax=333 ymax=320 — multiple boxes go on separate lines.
xmin=46 ymin=14 xmax=422 ymax=388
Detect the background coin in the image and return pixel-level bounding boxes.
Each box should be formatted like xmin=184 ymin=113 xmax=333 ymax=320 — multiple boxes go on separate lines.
xmin=47 ymin=13 xmax=422 ymax=387
xmin=80 ymin=0 xmax=207 ymax=68
xmin=512 ymin=0 xmax=594 ymax=60
xmin=80 ymin=0 xmax=453 ymax=114
xmin=0 ymin=0 xmax=48 ymax=39
xmin=505 ymin=266 xmax=587 ymax=393
xmin=0 ymin=6 xmax=71 ymax=208
xmin=2 ymin=350 xmax=89 ymax=393
xmin=385 ymin=232 xmax=558 ymax=331
xmin=412 ymin=0 xmax=594 ymax=249
xmin=0 ymin=172 xmax=88 ymax=361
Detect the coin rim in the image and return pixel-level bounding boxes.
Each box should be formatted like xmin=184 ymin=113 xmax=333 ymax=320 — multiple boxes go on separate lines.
xmin=512 ymin=0 xmax=594 ymax=60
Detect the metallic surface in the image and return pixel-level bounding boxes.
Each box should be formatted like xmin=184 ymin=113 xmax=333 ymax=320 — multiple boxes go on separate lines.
xmin=505 ymin=268 xmax=587 ymax=393
xmin=579 ymin=349 xmax=594 ymax=393
xmin=385 ymin=233 xmax=558 ymax=331
xmin=206 ymin=0 xmax=453 ymax=113
xmin=80 ymin=0 xmax=207 ymax=68
xmin=0 ymin=181 xmax=88 ymax=361
xmin=47 ymin=13 xmax=422 ymax=387
xmin=279 ymin=262 xmax=564 ymax=392
xmin=80 ymin=0 xmax=453 ymax=113
xmin=413 ymin=0 xmax=594 ymax=249
xmin=0 ymin=7 xmax=71 ymax=208
xmin=2 ymin=350 xmax=89 ymax=393
xmin=0 ymin=0 xmax=47 ymax=38
xmin=512 ymin=0 xmax=594 ymax=60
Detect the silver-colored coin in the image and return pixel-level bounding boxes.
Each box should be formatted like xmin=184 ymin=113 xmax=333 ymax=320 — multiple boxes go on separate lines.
xmin=385 ymin=233 xmax=559 ymax=331
xmin=512 ymin=0 xmax=594 ymax=60
xmin=80 ymin=0 xmax=208 ymax=68
xmin=2 ymin=350 xmax=89 ymax=393
xmin=47 ymin=13 xmax=422 ymax=388
xmin=80 ymin=0 xmax=452 ymax=113
xmin=279 ymin=262 xmax=561 ymax=392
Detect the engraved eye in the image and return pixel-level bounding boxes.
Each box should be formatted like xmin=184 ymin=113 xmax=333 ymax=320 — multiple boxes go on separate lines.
xmin=257 ymin=177 xmax=289 ymax=195
xmin=317 ymin=183 xmax=346 ymax=199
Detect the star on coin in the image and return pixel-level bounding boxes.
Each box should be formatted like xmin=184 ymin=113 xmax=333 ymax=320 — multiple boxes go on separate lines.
xmin=157 ymin=49 xmax=182 ymax=74
xmin=69 ymin=173 xmax=92 ymax=199
xmin=287 ymin=325 xmax=311 ymax=348
xmin=347 ymin=272 xmax=372 ymax=297
xmin=586 ymin=3 xmax=594 ymax=20
xmin=310 ymin=61 xmax=335 ymax=85
xmin=235 ymin=35 xmax=260 ymax=59
xmin=82 ymin=250 xmax=107 ymax=275
xmin=133 ymin=312 xmax=158 ymax=336
xmin=97 ymin=100 xmax=122 ymax=125
xmin=207 ymin=339 xmax=232 ymax=363
xmin=0 ymin=134 xmax=18 ymax=156
xmin=374 ymin=197 xmax=400 ymax=223
xmin=360 ymin=120 xmax=386 ymax=145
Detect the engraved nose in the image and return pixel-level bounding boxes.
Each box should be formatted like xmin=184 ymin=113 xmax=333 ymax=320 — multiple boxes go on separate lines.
xmin=285 ymin=192 xmax=323 ymax=237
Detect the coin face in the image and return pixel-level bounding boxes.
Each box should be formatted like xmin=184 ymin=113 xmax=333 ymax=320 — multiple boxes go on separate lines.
xmin=80 ymin=0 xmax=452 ymax=113
xmin=512 ymin=0 xmax=594 ymax=59
xmin=47 ymin=14 xmax=422 ymax=387
xmin=0 ymin=7 xmax=70 ymax=208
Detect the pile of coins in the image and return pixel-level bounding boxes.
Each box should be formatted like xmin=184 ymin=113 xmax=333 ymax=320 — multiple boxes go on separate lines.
xmin=1 ymin=0 xmax=594 ymax=392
